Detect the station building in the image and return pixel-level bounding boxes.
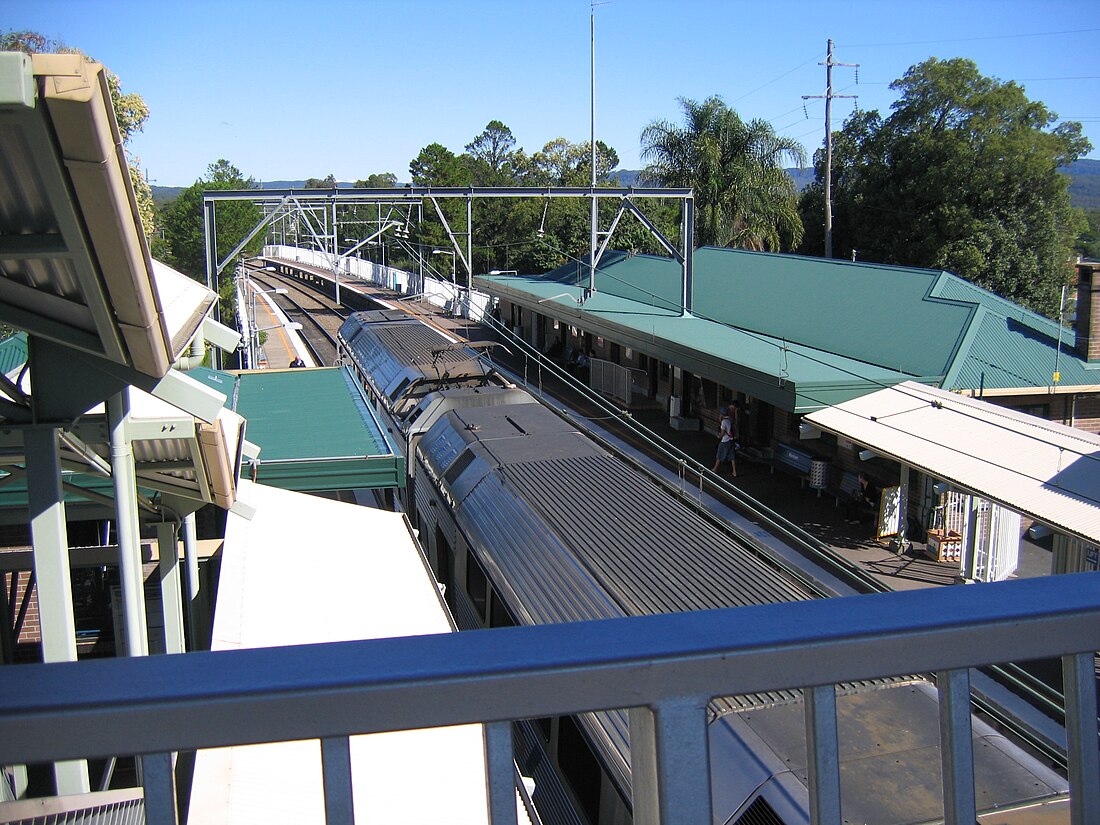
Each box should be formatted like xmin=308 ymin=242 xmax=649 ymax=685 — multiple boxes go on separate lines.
xmin=478 ymin=248 xmax=1100 ymax=475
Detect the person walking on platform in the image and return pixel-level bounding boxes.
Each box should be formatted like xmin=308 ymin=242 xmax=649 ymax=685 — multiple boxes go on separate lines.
xmin=289 ymin=356 xmax=306 ymax=368
xmin=712 ymin=404 xmax=738 ymax=477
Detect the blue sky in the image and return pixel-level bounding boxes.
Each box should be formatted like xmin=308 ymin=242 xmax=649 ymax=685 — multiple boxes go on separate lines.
xmin=11 ymin=0 xmax=1099 ymax=186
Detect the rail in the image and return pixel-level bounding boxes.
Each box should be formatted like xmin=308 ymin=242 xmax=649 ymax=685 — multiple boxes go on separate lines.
xmin=1 ymin=575 xmax=1097 ymax=825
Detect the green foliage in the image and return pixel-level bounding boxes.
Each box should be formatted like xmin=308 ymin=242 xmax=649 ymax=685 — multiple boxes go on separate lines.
xmin=304 ymin=174 xmax=337 ymax=189
xmin=160 ymin=160 xmax=261 ymax=312
xmin=800 ymin=57 xmax=1091 ymax=316
xmin=356 ymin=172 xmax=398 ymax=188
xmin=641 ymin=96 xmax=805 ymax=251
xmin=1077 ymin=210 xmax=1100 ymax=260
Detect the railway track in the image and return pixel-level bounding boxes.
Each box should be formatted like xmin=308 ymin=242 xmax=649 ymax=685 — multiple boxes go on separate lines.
xmin=246 ymin=267 xmax=346 ymax=365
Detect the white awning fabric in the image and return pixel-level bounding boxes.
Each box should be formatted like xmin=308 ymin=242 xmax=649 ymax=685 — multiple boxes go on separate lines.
xmin=805 ymin=381 xmax=1100 ymax=545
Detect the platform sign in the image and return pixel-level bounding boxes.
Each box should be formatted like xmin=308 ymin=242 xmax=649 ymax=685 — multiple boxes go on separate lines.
xmin=877 ymin=485 xmax=902 ymax=541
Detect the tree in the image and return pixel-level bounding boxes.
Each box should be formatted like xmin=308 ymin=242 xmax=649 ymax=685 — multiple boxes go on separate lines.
xmin=1 ymin=29 xmax=155 ymax=240
xmin=465 ymin=120 xmax=521 ymax=185
xmin=641 ymin=96 xmax=805 ymax=251
xmin=356 ymin=173 xmax=398 ymax=188
xmin=409 ymin=143 xmax=472 ymax=187
xmin=800 ymin=57 xmax=1090 ymax=316
xmin=161 ymin=160 xmax=261 ymax=298
xmin=304 ymin=174 xmax=337 ymax=189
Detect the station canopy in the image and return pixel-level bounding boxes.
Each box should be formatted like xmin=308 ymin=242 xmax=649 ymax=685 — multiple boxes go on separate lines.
xmin=805 ymin=381 xmax=1100 ymax=545
xmin=188 ymin=366 xmax=404 ymax=492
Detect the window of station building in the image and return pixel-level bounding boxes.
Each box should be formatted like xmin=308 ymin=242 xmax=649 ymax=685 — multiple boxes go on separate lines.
xmin=609 ymin=343 xmax=621 ymax=363
xmin=659 ymin=361 xmax=670 ymax=380
xmin=466 ymin=551 xmax=490 ymax=622
xmin=557 ymin=715 xmax=603 ymax=824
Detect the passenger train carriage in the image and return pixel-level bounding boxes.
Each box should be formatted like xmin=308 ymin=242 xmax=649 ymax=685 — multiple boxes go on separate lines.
xmin=338 ymin=305 xmax=1071 ymax=825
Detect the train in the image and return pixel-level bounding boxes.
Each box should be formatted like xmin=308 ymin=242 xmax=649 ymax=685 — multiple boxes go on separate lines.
xmin=336 ymin=305 xmax=1069 ymax=825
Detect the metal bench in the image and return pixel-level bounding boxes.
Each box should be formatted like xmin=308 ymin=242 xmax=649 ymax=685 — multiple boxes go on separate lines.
xmin=828 ymin=469 xmax=862 ymax=507
xmin=770 ymin=442 xmax=813 ymax=486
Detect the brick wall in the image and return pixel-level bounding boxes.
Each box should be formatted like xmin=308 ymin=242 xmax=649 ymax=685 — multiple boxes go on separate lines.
xmin=1071 ymin=394 xmax=1100 ymax=435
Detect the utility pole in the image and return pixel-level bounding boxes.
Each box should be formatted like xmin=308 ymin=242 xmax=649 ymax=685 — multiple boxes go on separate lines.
xmin=803 ymin=39 xmax=857 ymax=259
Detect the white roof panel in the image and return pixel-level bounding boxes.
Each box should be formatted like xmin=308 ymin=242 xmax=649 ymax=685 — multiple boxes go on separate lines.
xmin=189 ymin=481 xmax=496 ymax=824
xmin=805 ymin=381 xmax=1100 ymax=544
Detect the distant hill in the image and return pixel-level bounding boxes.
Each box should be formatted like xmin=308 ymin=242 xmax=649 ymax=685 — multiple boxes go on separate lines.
xmin=1067 ymin=159 xmax=1100 ymax=211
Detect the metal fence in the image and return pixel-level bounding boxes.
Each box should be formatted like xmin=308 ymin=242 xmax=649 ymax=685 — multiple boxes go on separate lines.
xmin=1 ymin=574 xmax=1098 ymax=825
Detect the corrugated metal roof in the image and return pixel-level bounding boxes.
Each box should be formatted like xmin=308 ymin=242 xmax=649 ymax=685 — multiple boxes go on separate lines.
xmin=229 ymin=366 xmax=403 ymax=491
xmin=805 ymin=380 xmax=1100 ymax=544
xmin=479 ymin=247 xmax=1100 ymax=407
xmin=0 ymin=333 xmax=28 ymax=377
xmin=478 ymin=270 xmax=913 ymax=413
xmin=933 ymin=275 xmax=1097 ymax=392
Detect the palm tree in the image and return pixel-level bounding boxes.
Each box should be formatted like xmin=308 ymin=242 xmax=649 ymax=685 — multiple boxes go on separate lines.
xmin=641 ymin=96 xmax=806 ymax=251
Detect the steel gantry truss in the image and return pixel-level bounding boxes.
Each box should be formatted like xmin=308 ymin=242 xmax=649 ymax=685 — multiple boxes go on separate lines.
xmin=202 ymin=185 xmax=697 ymax=312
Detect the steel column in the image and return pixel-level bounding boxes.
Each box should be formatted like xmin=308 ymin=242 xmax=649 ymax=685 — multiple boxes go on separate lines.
xmin=320 ymin=736 xmax=355 ymax=825
xmin=141 ymin=752 xmax=177 ymax=825
xmin=936 ymin=668 xmax=976 ymax=824
xmin=108 ymin=390 xmax=149 ymax=657
xmin=1063 ymin=651 xmax=1100 ymax=824
xmin=182 ymin=512 xmax=203 ymax=648
xmin=682 ymin=198 xmax=694 ymax=316
xmin=628 ymin=699 xmax=712 ymax=825
xmin=155 ymin=521 xmax=185 ymax=655
xmin=483 ymin=721 xmax=518 ymax=825
xmin=25 ymin=425 xmax=89 ymax=794
xmin=804 ymin=684 xmax=841 ymax=824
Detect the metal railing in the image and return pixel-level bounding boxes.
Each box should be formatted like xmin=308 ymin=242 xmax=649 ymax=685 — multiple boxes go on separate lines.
xmin=1 ymin=574 xmax=1098 ymax=825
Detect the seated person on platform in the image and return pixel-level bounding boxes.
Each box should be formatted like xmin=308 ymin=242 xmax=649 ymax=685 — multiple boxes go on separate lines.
xmin=845 ymin=472 xmax=878 ymax=524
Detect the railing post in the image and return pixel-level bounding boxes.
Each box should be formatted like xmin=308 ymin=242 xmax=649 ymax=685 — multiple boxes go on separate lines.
xmin=483 ymin=721 xmax=518 ymax=825
xmin=936 ymin=668 xmax=976 ymax=825
xmin=804 ymin=685 xmax=841 ymax=825
xmin=629 ymin=699 xmax=712 ymax=825
xmin=141 ymin=752 xmax=177 ymax=825
xmin=321 ymin=736 xmax=355 ymax=825
xmin=1062 ymin=652 xmax=1100 ymax=825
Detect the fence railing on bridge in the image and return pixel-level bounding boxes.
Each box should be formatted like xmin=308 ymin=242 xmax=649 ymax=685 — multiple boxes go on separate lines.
xmin=1 ymin=573 xmax=1097 ymax=825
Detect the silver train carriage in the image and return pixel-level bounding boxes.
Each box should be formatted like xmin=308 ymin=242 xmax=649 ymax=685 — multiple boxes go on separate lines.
xmin=409 ymin=401 xmax=1069 ymax=825
xmin=338 ymin=309 xmax=533 ymax=507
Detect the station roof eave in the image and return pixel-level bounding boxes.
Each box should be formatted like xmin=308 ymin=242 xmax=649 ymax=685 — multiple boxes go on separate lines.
xmin=0 ymin=54 xmax=228 ymax=381
xmin=805 ymin=380 xmax=1100 ymax=545
xmin=477 ymin=273 xmax=918 ymax=413
xmin=189 ymin=366 xmax=405 ymax=492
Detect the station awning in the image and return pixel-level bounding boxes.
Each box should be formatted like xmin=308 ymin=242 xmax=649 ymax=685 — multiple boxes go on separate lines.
xmin=189 ymin=366 xmax=404 ymax=492
xmin=805 ymin=381 xmax=1100 ymax=545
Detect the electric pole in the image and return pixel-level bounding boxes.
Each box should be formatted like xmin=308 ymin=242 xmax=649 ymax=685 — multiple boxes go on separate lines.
xmin=803 ymin=39 xmax=858 ymax=259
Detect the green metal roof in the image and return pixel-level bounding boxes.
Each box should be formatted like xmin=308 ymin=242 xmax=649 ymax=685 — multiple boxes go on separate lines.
xmin=191 ymin=366 xmax=404 ymax=492
xmin=0 ymin=332 xmax=28 ymax=376
xmin=478 ymin=247 xmax=1096 ymax=411
xmin=932 ymin=274 xmax=1096 ymax=393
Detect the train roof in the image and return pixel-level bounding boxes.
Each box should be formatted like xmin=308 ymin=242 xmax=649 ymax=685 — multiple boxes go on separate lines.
xmin=420 ymin=402 xmax=815 ymax=695
xmin=339 ymin=310 xmax=498 ymax=398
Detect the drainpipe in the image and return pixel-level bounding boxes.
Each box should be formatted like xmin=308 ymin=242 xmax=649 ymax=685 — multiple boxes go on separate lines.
xmin=173 ymin=333 xmax=206 ymax=371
